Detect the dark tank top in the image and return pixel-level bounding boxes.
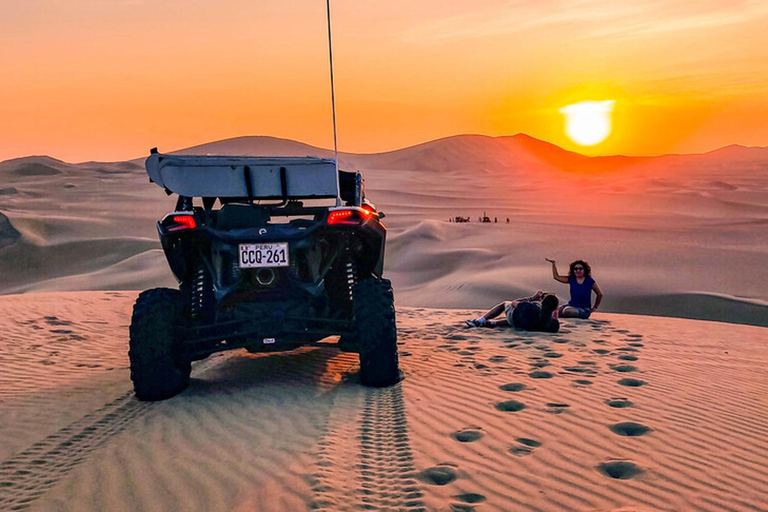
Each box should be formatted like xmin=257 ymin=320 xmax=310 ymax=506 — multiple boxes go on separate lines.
xmin=568 ymin=276 xmax=595 ymax=309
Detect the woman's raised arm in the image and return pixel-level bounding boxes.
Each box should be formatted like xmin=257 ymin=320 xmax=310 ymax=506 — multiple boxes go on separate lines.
xmin=545 ymin=257 xmax=569 ymax=284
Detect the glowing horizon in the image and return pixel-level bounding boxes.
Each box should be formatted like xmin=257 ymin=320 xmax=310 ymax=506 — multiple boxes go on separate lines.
xmin=1 ymin=1 xmax=768 ymax=162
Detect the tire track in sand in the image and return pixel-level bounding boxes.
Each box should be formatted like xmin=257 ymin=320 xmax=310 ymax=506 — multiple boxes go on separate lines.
xmin=0 ymin=353 xmax=230 ymax=511
xmin=0 ymin=392 xmax=149 ymax=510
xmin=312 ymin=383 xmax=424 ymax=511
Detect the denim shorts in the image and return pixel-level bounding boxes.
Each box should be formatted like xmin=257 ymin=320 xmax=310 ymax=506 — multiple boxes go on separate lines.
xmin=570 ymin=306 xmax=592 ymax=319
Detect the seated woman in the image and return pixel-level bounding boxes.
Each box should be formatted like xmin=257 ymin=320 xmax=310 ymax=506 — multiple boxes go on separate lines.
xmin=545 ymin=258 xmax=603 ymax=318
xmin=465 ymin=291 xmax=560 ymax=333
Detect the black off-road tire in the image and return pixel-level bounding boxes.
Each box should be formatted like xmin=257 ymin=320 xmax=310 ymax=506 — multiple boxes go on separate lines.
xmin=129 ymin=288 xmax=191 ymax=401
xmin=353 ymin=278 xmax=400 ymax=387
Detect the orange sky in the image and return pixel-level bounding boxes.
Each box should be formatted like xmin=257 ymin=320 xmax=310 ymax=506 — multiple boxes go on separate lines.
xmin=2 ymin=0 xmax=768 ymax=162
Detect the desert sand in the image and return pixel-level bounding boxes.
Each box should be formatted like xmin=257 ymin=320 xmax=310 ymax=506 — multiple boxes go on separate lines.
xmin=1 ymin=136 xmax=767 ymax=510
xmin=0 ymin=292 xmax=766 ymax=511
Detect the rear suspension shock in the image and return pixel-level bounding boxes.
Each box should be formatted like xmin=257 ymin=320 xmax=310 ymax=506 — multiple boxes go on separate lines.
xmin=189 ymin=261 xmax=211 ymax=321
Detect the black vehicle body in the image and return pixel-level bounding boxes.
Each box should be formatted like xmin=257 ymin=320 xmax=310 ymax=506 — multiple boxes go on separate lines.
xmin=129 ymin=150 xmax=399 ymax=400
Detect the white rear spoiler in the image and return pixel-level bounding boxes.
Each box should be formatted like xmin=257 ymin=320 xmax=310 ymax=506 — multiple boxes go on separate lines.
xmin=146 ymin=150 xmax=339 ymax=199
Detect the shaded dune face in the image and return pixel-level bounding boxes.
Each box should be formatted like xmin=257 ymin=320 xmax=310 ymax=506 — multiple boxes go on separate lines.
xmin=0 ymin=213 xmax=21 ymax=249
xmin=11 ymin=163 xmax=62 ymax=177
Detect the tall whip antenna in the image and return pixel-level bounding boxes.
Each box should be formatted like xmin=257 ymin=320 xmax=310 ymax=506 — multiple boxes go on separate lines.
xmin=326 ymin=0 xmax=342 ymax=206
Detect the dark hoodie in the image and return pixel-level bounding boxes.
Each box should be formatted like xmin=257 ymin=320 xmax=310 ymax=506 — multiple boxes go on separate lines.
xmin=512 ymin=300 xmax=560 ymax=333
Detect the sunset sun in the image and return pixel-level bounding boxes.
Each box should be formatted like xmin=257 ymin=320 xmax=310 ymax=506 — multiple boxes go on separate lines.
xmin=560 ymin=100 xmax=615 ymax=146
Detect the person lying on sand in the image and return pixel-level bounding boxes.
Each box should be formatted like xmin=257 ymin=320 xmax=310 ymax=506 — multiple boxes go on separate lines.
xmin=465 ymin=291 xmax=560 ymax=333
xmin=545 ymin=258 xmax=603 ymax=319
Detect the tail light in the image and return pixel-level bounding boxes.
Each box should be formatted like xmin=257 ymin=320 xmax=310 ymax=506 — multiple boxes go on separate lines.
xmin=326 ymin=207 xmax=372 ymax=226
xmin=164 ymin=213 xmax=198 ymax=232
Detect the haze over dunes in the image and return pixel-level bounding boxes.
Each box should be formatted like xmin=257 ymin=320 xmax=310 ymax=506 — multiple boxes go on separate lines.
xmin=1 ymin=134 xmax=767 ymax=326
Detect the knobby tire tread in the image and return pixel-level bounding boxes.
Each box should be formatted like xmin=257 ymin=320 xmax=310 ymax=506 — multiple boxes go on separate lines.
xmin=129 ymin=288 xmax=190 ymax=401
xmin=354 ymin=278 xmax=400 ymax=387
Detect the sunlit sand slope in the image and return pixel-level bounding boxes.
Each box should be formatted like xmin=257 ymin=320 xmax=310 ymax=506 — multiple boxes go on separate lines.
xmin=0 ymin=292 xmax=765 ymax=511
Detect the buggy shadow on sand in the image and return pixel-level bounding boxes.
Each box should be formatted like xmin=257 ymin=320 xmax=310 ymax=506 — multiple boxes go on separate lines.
xmin=129 ymin=149 xmax=399 ymax=401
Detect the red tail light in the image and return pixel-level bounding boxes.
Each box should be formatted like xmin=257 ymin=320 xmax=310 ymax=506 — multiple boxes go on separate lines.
xmin=168 ymin=214 xmax=197 ymax=231
xmin=327 ymin=208 xmax=372 ymax=226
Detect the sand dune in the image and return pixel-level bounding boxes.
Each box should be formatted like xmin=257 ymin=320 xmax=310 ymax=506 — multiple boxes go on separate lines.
xmin=0 ymin=292 xmax=766 ymax=511
xmin=1 ymin=135 xmax=766 ymax=509
xmin=1 ymin=135 xmax=767 ymax=326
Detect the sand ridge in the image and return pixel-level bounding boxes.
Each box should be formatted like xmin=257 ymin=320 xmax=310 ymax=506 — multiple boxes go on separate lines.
xmin=0 ymin=292 xmax=766 ymax=510
xmin=1 ymin=135 xmax=767 ymax=325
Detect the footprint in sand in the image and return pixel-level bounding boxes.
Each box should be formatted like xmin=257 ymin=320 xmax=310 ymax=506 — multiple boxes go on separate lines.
xmin=417 ymin=464 xmax=458 ymax=486
xmin=605 ymin=398 xmax=634 ymax=408
xmin=610 ymin=364 xmax=638 ymax=373
xmin=573 ymin=379 xmax=593 ymax=386
xmin=450 ymin=504 xmax=479 ymax=512
xmin=618 ymin=378 xmax=646 ymax=387
xmin=499 ymin=383 xmax=527 ymax=392
xmin=545 ymin=403 xmax=570 ymax=414
xmin=593 ymin=349 xmax=611 ymax=355
xmin=453 ymin=493 xmax=486 ymax=505
xmin=529 ymin=371 xmax=554 ymax=379
xmin=488 ymin=355 xmax=507 ymax=363
xmin=544 ymin=352 xmax=563 ymax=358
xmin=452 ymin=428 xmax=484 ymax=443
xmin=496 ymin=400 xmax=526 ymax=412
xmin=597 ymin=460 xmax=643 ymax=480
xmin=609 ymin=422 xmax=652 ymax=437
xmin=510 ymin=437 xmax=542 ymax=456
xmin=617 ymin=354 xmax=638 ymax=361
xmin=44 ymin=316 xmax=73 ymax=326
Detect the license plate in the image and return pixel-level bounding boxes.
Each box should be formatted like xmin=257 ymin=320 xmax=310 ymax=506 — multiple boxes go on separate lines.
xmin=239 ymin=243 xmax=289 ymax=268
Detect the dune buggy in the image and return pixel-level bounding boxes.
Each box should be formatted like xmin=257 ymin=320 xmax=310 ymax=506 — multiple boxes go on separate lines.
xmin=129 ymin=149 xmax=399 ymax=401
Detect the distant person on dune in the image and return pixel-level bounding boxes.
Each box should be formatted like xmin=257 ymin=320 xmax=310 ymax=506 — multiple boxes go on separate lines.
xmin=465 ymin=291 xmax=560 ymax=333
xmin=545 ymin=258 xmax=603 ymax=318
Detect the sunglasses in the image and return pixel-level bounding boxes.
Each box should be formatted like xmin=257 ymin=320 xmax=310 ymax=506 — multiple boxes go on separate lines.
xmin=573 ymin=266 xmax=584 ymax=271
